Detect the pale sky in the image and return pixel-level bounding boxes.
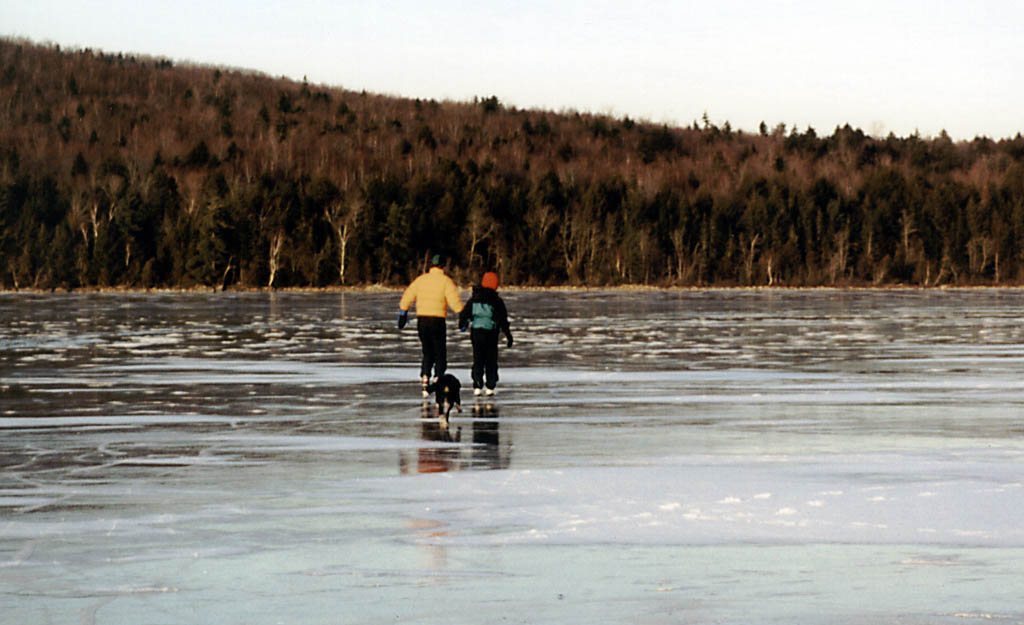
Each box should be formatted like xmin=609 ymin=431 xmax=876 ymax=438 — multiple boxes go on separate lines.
xmin=4 ymin=0 xmax=1022 ymax=140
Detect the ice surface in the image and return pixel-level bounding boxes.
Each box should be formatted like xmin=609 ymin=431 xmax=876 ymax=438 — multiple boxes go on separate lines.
xmin=2 ymin=289 xmax=1024 ymax=624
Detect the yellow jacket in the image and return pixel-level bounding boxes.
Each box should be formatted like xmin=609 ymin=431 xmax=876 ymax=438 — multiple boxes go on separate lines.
xmin=399 ymin=267 xmax=464 ymax=318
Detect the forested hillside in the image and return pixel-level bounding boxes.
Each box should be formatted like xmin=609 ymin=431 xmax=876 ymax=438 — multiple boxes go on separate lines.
xmin=3 ymin=37 xmax=1024 ymax=290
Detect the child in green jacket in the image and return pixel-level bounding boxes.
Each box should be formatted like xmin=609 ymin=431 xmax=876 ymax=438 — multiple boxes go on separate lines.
xmin=459 ymin=272 xmax=512 ymax=396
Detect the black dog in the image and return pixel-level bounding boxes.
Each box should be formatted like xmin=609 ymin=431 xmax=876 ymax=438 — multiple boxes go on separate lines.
xmin=425 ymin=373 xmax=462 ymax=421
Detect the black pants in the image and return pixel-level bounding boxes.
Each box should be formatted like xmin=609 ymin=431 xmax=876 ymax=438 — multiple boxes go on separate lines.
xmin=417 ymin=316 xmax=447 ymax=379
xmin=471 ymin=328 xmax=500 ymax=390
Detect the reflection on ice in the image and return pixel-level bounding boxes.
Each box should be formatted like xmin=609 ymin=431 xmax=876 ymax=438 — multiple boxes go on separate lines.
xmin=400 ymin=403 xmax=510 ymax=475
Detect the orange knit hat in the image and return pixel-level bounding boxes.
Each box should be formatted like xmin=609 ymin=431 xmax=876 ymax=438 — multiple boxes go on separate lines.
xmin=481 ymin=272 xmax=499 ymax=289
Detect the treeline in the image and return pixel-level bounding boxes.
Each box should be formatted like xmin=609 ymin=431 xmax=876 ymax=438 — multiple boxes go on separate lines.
xmin=4 ymin=37 xmax=1024 ymax=290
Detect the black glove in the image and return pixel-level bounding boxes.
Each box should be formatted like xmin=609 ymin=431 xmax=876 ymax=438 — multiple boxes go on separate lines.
xmin=398 ymin=310 xmax=408 ymax=329
xmin=459 ymin=319 xmax=468 ymax=332
xmin=505 ymin=333 xmax=513 ymax=348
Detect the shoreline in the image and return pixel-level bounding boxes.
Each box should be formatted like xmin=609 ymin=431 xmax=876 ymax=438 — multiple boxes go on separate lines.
xmin=4 ymin=283 xmax=1024 ymax=295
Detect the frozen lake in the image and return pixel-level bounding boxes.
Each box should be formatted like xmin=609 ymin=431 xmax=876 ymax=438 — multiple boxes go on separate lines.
xmin=2 ymin=289 xmax=1023 ymax=624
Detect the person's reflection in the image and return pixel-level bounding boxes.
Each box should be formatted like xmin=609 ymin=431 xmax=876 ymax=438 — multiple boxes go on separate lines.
xmin=400 ymin=402 xmax=511 ymax=474
xmin=469 ymin=402 xmax=509 ymax=470
xmin=400 ymin=403 xmax=463 ymax=474
xmin=395 ymin=404 xmax=461 ymax=580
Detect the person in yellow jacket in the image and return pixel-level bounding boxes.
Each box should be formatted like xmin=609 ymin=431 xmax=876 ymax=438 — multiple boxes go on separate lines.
xmin=398 ymin=255 xmax=464 ymax=395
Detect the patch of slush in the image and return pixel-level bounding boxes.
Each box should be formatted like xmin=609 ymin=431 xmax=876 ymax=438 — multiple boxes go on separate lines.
xmin=367 ymin=451 xmax=1024 ymax=548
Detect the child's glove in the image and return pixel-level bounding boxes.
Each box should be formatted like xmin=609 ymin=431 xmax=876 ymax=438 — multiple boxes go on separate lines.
xmin=459 ymin=319 xmax=468 ymax=332
xmin=505 ymin=332 xmax=513 ymax=348
xmin=398 ymin=310 xmax=408 ymax=329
